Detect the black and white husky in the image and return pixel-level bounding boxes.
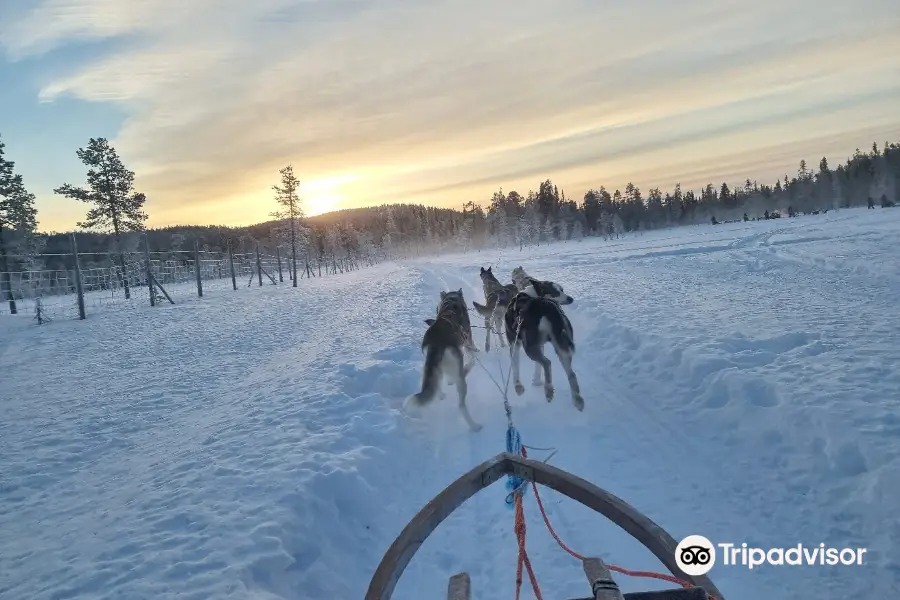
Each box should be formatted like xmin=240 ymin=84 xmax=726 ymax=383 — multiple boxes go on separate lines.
xmin=472 ymin=266 xmax=519 ymax=351
xmin=405 ymin=289 xmax=482 ymax=431
xmin=503 ymin=280 xmax=584 ymax=412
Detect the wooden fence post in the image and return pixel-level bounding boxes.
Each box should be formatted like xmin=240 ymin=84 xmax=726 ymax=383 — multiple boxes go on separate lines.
xmin=276 ymin=247 xmax=284 ymax=282
xmin=228 ymin=243 xmax=237 ymax=291
xmin=71 ymin=233 xmax=86 ymax=319
xmin=144 ymin=233 xmax=155 ymax=307
xmin=255 ymin=244 xmax=263 ymax=287
xmin=1 ymin=252 xmax=15 ymax=315
xmin=194 ymin=239 xmax=203 ymax=297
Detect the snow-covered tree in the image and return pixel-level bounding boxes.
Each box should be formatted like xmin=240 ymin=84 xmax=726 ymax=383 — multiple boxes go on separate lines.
xmin=457 ymin=217 xmax=473 ymax=251
xmin=519 ymin=201 xmax=539 ymax=247
xmin=382 ymin=207 xmax=399 ymax=257
xmin=612 ymin=213 xmax=625 ymax=236
xmin=487 ymin=205 xmax=509 ymax=247
xmin=599 ymin=211 xmax=625 ymax=239
xmin=541 ymin=217 xmax=553 ymax=244
xmin=571 ymin=220 xmax=583 ymax=240
xmin=356 ymin=230 xmax=376 ymax=264
xmin=54 ymin=137 xmax=147 ymax=300
xmin=421 ymin=212 xmax=435 ymax=251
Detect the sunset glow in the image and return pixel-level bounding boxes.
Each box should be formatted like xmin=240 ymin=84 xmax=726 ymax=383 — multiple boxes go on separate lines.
xmin=1 ymin=0 xmax=898 ymax=231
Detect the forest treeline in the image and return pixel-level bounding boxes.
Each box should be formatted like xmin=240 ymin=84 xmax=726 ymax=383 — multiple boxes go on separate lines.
xmin=2 ymin=135 xmax=899 ymax=277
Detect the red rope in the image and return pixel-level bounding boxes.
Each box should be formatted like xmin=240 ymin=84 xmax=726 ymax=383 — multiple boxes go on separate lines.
xmin=513 ymin=493 xmax=543 ymax=600
xmin=513 ymin=446 xmax=715 ymax=599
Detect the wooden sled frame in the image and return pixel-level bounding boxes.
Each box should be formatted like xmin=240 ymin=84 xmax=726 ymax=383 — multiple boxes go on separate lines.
xmin=365 ymin=452 xmax=725 ymax=600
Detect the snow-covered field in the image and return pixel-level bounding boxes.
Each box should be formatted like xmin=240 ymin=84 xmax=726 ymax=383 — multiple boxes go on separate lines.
xmin=2 ymin=207 xmax=898 ymax=600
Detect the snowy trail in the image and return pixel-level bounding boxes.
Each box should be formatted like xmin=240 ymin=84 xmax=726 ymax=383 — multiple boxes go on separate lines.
xmin=399 ymin=260 xmax=785 ymax=599
xmin=2 ymin=208 xmax=899 ymax=600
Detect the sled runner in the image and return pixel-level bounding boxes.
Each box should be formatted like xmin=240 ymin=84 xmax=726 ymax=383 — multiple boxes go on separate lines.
xmin=365 ymin=452 xmax=725 ymax=600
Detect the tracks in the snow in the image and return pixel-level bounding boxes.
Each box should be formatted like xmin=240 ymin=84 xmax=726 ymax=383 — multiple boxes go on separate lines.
xmin=407 ymin=261 xmax=775 ymax=598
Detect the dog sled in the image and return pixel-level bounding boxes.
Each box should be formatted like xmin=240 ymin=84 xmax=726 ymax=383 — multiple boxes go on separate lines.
xmin=365 ymin=452 xmax=725 ymax=600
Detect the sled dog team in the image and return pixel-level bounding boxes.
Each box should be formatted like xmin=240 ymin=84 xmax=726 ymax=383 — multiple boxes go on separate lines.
xmin=405 ymin=266 xmax=584 ymax=432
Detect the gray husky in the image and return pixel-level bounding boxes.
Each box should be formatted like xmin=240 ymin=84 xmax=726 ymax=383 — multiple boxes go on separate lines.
xmin=511 ymin=265 xmax=539 ymax=291
xmin=471 ymin=266 xmax=519 ymax=351
xmin=504 ymin=279 xmax=584 ymax=412
xmin=405 ymin=289 xmax=482 ymax=432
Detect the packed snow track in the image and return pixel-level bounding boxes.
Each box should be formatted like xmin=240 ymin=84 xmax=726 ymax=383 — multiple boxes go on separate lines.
xmin=1 ymin=207 xmax=898 ymax=600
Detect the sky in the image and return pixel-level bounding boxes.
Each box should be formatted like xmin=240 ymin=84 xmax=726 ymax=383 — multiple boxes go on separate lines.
xmin=1 ymin=0 xmax=899 ymax=233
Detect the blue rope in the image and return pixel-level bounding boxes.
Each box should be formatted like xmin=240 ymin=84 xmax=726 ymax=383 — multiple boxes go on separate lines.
xmin=502 ymin=316 xmax=527 ymax=507
xmin=504 ymin=424 xmax=527 ymax=506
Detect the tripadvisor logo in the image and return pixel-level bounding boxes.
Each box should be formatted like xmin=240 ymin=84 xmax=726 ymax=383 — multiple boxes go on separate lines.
xmin=675 ymin=535 xmax=867 ymax=575
xmin=675 ymin=535 xmax=716 ymax=576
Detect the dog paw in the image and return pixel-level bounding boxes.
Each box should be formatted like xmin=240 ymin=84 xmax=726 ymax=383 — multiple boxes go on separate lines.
xmin=469 ymin=422 xmax=483 ymax=432
xmin=573 ymin=394 xmax=585 ymax=412
xmin=514 ymin=382 xmax=525 ymax=396
xmin=531 ymin=378 xmax=543 ymax=387
xmin=544 ymin=385 xmax=554 ymax=401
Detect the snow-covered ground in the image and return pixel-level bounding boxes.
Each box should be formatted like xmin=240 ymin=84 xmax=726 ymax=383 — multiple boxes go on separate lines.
xmin=2 ymin=207 xmax=898 ymax=600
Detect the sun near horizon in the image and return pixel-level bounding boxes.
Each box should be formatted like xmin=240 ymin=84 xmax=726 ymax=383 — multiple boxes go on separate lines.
xmin=297 ymin=173 xmax=361 ymax=218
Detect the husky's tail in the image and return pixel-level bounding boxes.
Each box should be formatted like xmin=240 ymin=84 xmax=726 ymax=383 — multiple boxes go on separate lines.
xmin=472 ymin=300 xmax=494 ymax=317
xmin=405 ymin=343 xmax=444 ymax=408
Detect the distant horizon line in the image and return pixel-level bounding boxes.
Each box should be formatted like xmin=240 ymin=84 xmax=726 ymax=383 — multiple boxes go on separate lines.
xmin=33 ymin=136 xmax=896 ymax=235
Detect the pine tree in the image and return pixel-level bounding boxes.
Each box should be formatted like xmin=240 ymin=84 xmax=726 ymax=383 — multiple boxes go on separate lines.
xmin=54 ymin=138 xmax=147 ymax=300
xmin=670 ymin=183 xmax=683 ymax=223
xmin=271 ymin=165 xmax=305 ymax=287
xmin=719 ymin=182 xmax=731 ymax=207
xmin=647 ymin=187 xmax=664 ymax=223
xmin=581 ymin=189 xmax=601 ymax=233
xmin=798 ymin=159 xmax=812 ymax=182
xmin=0 ymin=134 xmax=39 ymax=314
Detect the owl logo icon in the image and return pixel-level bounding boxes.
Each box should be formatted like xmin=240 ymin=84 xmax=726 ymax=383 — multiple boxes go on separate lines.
xmin=675 ymin=535 xmax=716 ymax=576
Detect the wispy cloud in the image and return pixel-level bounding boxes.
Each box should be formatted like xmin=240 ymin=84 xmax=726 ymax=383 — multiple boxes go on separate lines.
xmin=3 ymin=0 xmax=899 ymax=228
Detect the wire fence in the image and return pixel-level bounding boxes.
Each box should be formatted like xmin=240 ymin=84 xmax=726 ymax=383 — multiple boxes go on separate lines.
xmin=1 ymin=232 xmax=370 ymax=324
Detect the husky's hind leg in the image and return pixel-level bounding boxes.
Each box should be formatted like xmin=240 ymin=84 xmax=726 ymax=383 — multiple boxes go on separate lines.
xmin=511 ymin=340 xmax=525 ymax=396
xmin=492 ymin=309 xmax=507 ymax=348
xmin=447 ymin=348 xmax=481 ymax=431
xmin=552 ymin=342 xmax=584 ymax=411
xmin=524 ymin=343 xmax=554 ymax=402
xmin=462 ymin=350 xmax=475 ymax=377
xmin=531 ymin=361 xmax=543 ymax=386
